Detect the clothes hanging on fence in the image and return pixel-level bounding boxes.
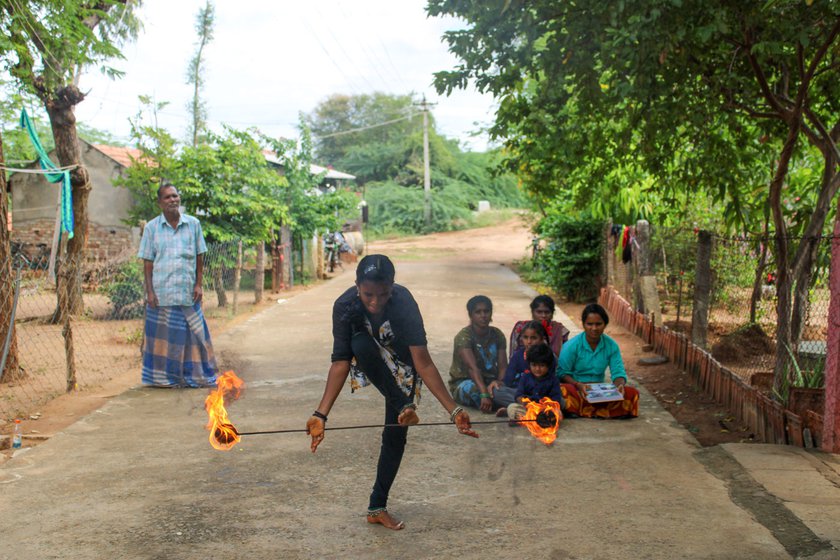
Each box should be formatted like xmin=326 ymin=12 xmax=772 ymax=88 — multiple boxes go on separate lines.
xmin=19 ymin=109 xmax=74 ymax=238
xmin=621 ymin=226 xmax=633 ymax=264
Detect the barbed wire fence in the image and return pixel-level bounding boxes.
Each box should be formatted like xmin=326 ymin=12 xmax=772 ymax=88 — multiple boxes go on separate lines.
xmin=0 ymin=240 xmax=263 ymax=433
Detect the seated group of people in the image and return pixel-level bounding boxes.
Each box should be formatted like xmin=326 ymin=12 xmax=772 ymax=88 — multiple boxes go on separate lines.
xmin=448 ymin=295 xmax=639 ymax=421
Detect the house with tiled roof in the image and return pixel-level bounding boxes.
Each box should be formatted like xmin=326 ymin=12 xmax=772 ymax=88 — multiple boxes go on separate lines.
xmin=8 ymin=141 xmax=358 ymax=263
xmin=7 ymin=140 xmax=144 ymax=260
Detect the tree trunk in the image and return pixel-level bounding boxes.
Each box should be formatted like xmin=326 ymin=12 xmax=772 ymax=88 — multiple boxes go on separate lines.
xmin=749 ymin=238 xmax=769 ymax=324
xmin=45 ymin=85 xmax=89 ymax=324
xmin=255 ymin=241 xmax=265 ymax=303
xmin=790 ymin=159 xmax=840 ymax=348
xmin=0 ymin=130 xmax=22 ymax=382
xmin=602 ymin=220 xmax=612 ymax=290
xmin=789 ymin=240 xmax=819 ymax=348
xmin=63 ymin=315 xmax=76 ymax=392
xmin=691 ymin=230 xmax=713 ymax=349
xmin=299 ymin=234 xmax=305 ymax=285
xmin=213 ymin=266 xmax=227 ymax=308
xmin=770 ymin=121 xmax=801 ymax=398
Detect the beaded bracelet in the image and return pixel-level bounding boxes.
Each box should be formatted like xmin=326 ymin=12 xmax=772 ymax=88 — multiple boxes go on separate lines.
xmin=312 ymin=410 xmax=328 ymax=422
xmin=449 ymin=406 xmax=464 ymax=423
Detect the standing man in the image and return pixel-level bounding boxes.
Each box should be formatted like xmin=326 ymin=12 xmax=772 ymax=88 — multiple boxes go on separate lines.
xmin=138 ymin=181 xmax=218 ymax=387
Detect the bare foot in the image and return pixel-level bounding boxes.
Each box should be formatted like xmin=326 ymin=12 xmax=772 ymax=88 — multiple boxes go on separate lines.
xmin=397 ymin=407 xmax=420 ymax=426
xmin=495 ymin=407 xmax=507 ymax=417
xmin=367 ymin=509 xmax=405 ymax=530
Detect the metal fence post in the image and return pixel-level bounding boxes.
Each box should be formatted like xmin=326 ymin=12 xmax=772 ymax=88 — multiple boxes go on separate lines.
xmin=691 ymin=230 xmax=713 ymax=349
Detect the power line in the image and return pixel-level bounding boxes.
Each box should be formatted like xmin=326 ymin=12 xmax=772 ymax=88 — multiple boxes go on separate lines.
xmin=81 ymin=91 xmax=416 ymax=141
xmin=360 ymin=2 xmax=411 ymax=92
xmin=334 ymin=0 xmax=402 ymax=92
xmin=82 ymin=13 xmax=142 ymax=125
xmin=313 ymin=113 xmax=416 ymax=139
xmin=82 ymin=93 xmax=292 ymax=128
xmin=310 ymin=3 xmax=382 ymax=93
xmin=297 ymin=10 xmax=364 ymax=95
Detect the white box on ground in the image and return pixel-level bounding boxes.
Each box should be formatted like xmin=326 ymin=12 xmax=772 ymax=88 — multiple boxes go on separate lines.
xmin=477 ymin=200 xmax=491 ymax=213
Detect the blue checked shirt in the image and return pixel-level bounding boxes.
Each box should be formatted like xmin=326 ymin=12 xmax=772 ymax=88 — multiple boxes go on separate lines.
xmin=137 ymin=213 xmax=207 ymax=306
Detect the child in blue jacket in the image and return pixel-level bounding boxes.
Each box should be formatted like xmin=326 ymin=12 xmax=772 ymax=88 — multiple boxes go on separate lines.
xmin=508 ymin=342 xmax=565 ymax=420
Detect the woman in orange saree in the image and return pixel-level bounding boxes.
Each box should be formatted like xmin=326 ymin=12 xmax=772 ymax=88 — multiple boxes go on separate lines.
xmin=557 ymin=304 xmax=639 ymax=418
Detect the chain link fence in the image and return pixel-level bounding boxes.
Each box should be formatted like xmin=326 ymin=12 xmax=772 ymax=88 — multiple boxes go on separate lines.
xmin=0 ymin=240 xmax=264 ymax=433
xmin=609 ymin=225 xmax=832 ymax=385
xmin=704 ymin=233 xmax=830 ymax=388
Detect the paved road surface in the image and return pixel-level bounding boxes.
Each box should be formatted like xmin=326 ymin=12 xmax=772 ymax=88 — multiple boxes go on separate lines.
xmin=0 ymin=222 xmax=813 ymax=559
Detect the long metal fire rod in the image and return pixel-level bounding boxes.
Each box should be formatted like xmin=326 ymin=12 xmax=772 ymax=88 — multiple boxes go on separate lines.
xmin=236 ymin=418 xmax=540 ymax=436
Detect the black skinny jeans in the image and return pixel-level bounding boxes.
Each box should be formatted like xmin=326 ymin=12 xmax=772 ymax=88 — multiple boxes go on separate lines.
xmin=351 ymin=331 xmax=414 ymax=510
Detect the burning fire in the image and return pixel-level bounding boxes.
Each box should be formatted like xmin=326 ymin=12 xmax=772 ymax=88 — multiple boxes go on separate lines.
xmin=521 ymin=397 xmax=562 ymax=445
xmin=205 ymin=370 xmax=244 ymax=450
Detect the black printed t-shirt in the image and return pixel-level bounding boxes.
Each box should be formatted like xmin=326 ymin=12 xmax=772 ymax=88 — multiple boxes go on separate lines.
xmin=330 ymin=284 xmax=427 ymax=365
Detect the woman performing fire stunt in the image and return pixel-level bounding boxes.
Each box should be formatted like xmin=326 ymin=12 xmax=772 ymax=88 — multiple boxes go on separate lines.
xmin=306 ymin=254 xmax=478 ymax=530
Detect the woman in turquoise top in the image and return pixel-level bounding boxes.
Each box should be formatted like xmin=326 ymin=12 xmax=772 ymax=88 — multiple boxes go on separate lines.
xmin=557 ymin=303 xmax=639 ymax=418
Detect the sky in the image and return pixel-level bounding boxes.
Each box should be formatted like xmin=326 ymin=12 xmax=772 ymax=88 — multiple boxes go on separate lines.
xmin=74 ymin=0 xmax=498 ymax=155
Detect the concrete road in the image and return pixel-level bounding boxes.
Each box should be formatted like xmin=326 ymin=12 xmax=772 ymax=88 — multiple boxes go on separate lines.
xmin=0 ymin=227 xmax=796 ymax=560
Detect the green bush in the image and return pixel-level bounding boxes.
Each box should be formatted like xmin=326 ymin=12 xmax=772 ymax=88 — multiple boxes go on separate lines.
xmin=534 ymin=211 xmax=604 ymax=302
xmin=103 ymin=262 xmax=145 ymax=319
xmin=449 ymin=151 xmax=526 ymax=209
xmin=365 ymin=181 xmax=474 ymax=234
xmin=365 ymin=175 xmax=525 ymax=237
xmin=361 ymin=148 xmax=526 ymax=236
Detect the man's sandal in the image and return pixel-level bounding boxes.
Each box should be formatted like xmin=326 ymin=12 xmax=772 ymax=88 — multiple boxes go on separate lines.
xmin=367 ymin=508 xmax=405 ymax=530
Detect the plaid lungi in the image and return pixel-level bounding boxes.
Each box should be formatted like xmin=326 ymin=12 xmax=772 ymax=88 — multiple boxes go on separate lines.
xmin=142 ymin=303 xmax=218 ymax=387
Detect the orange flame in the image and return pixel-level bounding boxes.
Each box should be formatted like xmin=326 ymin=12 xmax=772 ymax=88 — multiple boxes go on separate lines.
xmin=521 ymin=397 xmax=562 ymax=445
xmin=205 ymin=370 xmax=244 ymax=450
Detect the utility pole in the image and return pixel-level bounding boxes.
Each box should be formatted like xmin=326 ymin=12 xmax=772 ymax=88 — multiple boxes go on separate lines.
xmin=421 ymin=95 xmax=431 ymax=228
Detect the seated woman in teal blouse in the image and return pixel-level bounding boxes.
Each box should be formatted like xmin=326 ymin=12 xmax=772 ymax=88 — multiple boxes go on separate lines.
xmin=557 ymin=303 xmax=639 ymax=418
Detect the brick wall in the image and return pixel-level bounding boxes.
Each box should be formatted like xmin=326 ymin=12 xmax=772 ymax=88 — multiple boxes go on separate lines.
xmin=10 ymin=218 xmax=138 ymax=261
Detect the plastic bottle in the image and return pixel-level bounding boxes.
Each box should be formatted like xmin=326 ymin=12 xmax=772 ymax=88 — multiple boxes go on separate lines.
xmin=12 ymin=419 xmax=22 ymax=449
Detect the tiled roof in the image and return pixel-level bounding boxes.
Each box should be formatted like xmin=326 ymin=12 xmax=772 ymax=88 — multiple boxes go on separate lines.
xmin=91 ymin=144 xmax=144 ymax=168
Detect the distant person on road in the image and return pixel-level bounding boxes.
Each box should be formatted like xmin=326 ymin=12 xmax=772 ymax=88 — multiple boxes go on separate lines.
xmin=507 ymin=342 xmax=564 ymax=421
xmin=495 ymin=320 xmax=556 ymax=416
xmin=449 ymin=295 xmax=508 ymax=413
xmin=307 ymin=254 xmax=477 ymax=531
xmin=557 ymin=303 xmax=639 ymax=418
xmin=137 ymin=181 xmax=218 ymax=387
xmin=509 ymin=295 xmax=571 ymax=358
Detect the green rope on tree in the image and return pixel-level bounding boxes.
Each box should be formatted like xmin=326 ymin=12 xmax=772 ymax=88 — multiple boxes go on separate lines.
xmin=19 ymin=108 xmax=74 ymax=239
